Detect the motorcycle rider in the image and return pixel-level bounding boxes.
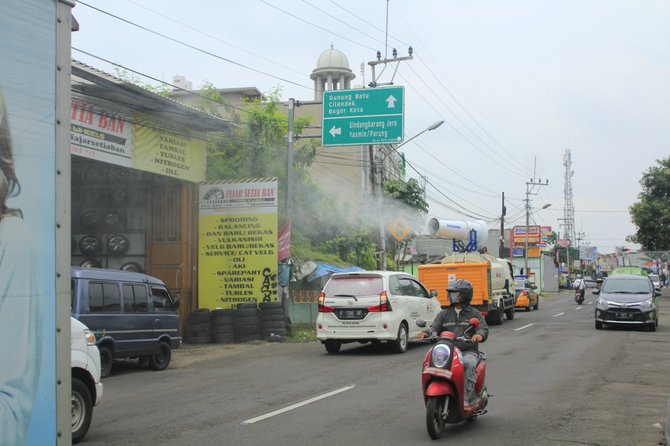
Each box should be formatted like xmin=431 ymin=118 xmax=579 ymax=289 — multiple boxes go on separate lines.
xmin=418 ymin=279 xmax=489 ymax=410
xmin=575 ymin=278 xmax=586 ymax=301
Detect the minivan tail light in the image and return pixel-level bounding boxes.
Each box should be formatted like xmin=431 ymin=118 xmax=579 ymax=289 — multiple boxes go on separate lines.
xmin=368 ymin=291 xmax=392 ymax=312
xmin=318 ymin=292 xmax=335 ymax=313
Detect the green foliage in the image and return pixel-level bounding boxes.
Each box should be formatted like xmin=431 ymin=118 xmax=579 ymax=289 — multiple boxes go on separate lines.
xmin=630 ymin=156 xmax=670 ymax=250
xmin=286 ymin=324 xmax=316 ymax=343
xmin=203 ymin=86 xmax=378 ymax=270
xmin=383 ymin=177 xmax=429 ymax=214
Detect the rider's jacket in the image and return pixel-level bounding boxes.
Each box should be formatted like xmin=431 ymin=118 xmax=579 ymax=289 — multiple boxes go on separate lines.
xmin=430 ymin=305 xmax=489 ymax=352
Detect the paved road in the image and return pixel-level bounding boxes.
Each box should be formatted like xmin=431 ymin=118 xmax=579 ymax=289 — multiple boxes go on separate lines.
xmin=82 ymin=289 xmax=670 ymax=446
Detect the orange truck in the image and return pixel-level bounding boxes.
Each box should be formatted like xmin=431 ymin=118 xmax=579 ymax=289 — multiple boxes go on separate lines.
xmin=417 ymin=252 xmax=516 ymax=325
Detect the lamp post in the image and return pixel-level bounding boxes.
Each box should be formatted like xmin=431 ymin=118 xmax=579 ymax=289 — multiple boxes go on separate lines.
xmin=524 ymin=202 xmax=551 ymax=276
xmin=374 ymin=120 xmax=444 ymax=270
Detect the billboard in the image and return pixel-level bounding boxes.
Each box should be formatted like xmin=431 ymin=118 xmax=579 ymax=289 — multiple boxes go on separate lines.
xmin=198 ymin=179 xmax=278 ymax=309
xmin=0 ymin=0 xmax=67 ymax=442
xmin=512 ymin=225 xmax=541 ymax=244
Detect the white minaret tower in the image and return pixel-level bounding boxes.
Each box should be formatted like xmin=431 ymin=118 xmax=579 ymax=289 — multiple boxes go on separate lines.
xmin=310 ymin=44 xmax=356 ymax=101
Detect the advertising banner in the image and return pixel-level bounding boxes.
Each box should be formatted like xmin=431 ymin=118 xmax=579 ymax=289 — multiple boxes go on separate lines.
xmin=1 ymin=1 xmax=58 ymax=443
xmin=133 ymin=115 xmax=206 ymax=182
xmin=70 ymin=99 xmax=207 ymax=182
xmin=540 ymin=226 xmax=554 ymax=242
xmin=70 ymin=98 xmax=133 ymax=167
xmin=512 ymin=225 xmax=541 ymax=244
xmin=198 ymin=179 xmax=278 ymax=309
xmin=580 ymin=246 xmax=598 ymax=262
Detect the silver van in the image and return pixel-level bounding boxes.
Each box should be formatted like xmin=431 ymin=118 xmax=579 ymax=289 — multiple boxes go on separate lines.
xmin=71 ymin=267 xmax=181 ymax=377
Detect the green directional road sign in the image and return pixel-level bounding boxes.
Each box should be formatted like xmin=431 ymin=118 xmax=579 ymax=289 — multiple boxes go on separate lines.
xmin=322 ymin=86 xmax=404 ymax=146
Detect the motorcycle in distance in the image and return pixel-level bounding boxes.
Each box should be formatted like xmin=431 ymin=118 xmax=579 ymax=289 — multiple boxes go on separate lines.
xmin=575 ymin=287 xmax=585 ymax=304
xmin=416 ymin=318 xmax=489 ymax=440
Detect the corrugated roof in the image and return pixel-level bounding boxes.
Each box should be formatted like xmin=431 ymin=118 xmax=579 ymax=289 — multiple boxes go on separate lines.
xmin=71 ymin=60 xmax=237 ymax=133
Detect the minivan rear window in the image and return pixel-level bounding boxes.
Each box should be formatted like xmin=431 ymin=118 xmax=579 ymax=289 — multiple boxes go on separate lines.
xmin=324 ymin=276 xmax=383 ymax=297
xmin=89 ymin=282 xmax=121 ymax=313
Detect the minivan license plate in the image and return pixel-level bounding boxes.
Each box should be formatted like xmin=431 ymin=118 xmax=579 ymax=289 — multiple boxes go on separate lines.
xmin=616 ymin=312 xmax=633 ymax=320
xmin=337 ymin=309 xmax=364 ymax=320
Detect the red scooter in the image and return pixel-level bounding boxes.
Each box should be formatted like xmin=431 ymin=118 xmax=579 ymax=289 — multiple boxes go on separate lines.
xmin=417 ymin=318 xmax=489 ymax=439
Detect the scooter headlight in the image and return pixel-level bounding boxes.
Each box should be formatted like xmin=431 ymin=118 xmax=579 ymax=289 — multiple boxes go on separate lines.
xmin=431 ymin=344 xmax=451 ymax=368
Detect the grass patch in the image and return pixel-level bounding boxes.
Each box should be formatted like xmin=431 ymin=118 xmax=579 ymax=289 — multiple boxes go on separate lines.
xmin=286 ymin=324 xmax=317 ymax=343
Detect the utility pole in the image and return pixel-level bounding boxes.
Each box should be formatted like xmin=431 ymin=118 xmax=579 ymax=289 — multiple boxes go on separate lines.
xmin=524 ymin=178 xmax=549 ymax=276
xmin=286 ymin=98 xmax=295 ymax=219
xmin=499 ymin=192 xmax=506 ymax=258
xmin=367 ymin=45 xmax=413 ymax=270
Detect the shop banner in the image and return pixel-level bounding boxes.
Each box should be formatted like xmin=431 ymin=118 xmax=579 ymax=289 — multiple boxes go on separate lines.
xmin=133 ymin=115 xmax=206 ymax=182
xmin=70 ymin=98 xmax=133 ymax=167
xmin=70 ymin=100 xmax=207 ymax=182
xmin=198 ymin=179 xmax=278 ymax=309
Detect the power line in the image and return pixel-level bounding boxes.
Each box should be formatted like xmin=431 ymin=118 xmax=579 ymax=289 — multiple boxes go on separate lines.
xmin=259 ymin=0 xmax=377 ymax=51
xmin=125 ymin=0 xmax=307 ymax=78
xmin=77 ymin=1 xmax=312 ymax=91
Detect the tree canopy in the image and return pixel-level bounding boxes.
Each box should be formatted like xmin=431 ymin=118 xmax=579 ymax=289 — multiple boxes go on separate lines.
xmin=629 ymin=156 xmax=670 ymax=250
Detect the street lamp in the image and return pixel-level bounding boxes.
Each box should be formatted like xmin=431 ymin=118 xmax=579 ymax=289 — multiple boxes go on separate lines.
xmin=524 ymin=202 xmax=551 ymax=276
xmin=380 ymin=120 xmax=444 ymax=164
xmin=375 ymin=120 xmax=445 ymax=270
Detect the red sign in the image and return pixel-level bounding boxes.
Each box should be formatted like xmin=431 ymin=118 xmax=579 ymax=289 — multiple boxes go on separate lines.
xmin=278 ymin=222 xmax=291 ymax=261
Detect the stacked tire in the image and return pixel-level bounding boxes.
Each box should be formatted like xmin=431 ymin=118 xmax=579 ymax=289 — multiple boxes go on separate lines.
xmin=260 ymin=301 xmax=287 ymax=340
xmin=210 ymin=309 xmax=234 ymax=344
xmin=233 ymin=303 xmax=262 ymax=342
xmin=187 ymin=309 xmax=211 ymax=344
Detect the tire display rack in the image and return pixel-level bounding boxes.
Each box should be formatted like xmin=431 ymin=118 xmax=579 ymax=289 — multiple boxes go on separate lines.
xmin=185 ymin=302 xmax=288 ymax=345
xmin=71 ymin=157 xmax=149 ymax=272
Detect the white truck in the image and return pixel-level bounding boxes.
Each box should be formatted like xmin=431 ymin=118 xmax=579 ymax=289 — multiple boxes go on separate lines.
xmin=71 ymin=317 xmax=103 ymax=443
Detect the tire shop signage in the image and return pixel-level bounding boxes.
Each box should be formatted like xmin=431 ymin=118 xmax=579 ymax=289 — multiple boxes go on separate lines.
xmin=70 ymin=98 xmax=206 ymax=182
xmin=198 ymin=179 xmax=278 ymax=309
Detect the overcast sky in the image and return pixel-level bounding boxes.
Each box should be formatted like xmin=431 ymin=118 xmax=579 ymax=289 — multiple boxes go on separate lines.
xmin=71 ymin=0 xmax=670 ymax=254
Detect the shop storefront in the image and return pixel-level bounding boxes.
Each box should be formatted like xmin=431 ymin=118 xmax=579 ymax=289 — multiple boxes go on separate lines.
xmin=70 ymin=61 xmax=232 ymax=325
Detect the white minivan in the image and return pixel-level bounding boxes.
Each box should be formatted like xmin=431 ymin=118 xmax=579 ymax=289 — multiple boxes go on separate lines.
xmin=71 ymin=317 xmax=103 ymax=443
xmin=316 ymin=271 xmax=442 ymax=354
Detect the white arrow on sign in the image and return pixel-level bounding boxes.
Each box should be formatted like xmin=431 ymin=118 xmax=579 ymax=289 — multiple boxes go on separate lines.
xmin=386 ymin=95 xmax=397 ymax=108
xmin=329 ymin=126 xmax=342 ymax=137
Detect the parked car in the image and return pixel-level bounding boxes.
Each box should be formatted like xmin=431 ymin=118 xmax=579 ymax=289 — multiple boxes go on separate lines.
xmin=513 ymin=276 xmax=539 ymax=311
xmin=316 ymin=271 xmax=442 ymax=354
xmin=71 ymin=267 xmax=181 ymax=377
xmin=594 ymin=274 xmax=660 ymax=331
xmin=648 ymin=274 xmax=662 ymax=289
xmin=71 ymin=317 xmax=103 ymax=443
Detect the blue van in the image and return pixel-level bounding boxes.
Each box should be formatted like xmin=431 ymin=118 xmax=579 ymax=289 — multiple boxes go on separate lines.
xmin=71 ymin=267 xmax=181 ymax=377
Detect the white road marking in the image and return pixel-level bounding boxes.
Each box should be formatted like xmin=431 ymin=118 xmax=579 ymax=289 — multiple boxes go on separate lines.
xmin=515 ymin=323 xmax=534 ymax=331
xmin=575 ymin=306 xmax=583 ymax=310
xmin=241 ymin=385 xmax=356 ymax=425
xmin=553 ymin=312 xmax=565 ymax=317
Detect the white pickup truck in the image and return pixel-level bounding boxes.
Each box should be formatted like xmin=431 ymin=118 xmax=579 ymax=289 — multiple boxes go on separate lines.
xmin=71 ymin=317 xmax=103 ymax=443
